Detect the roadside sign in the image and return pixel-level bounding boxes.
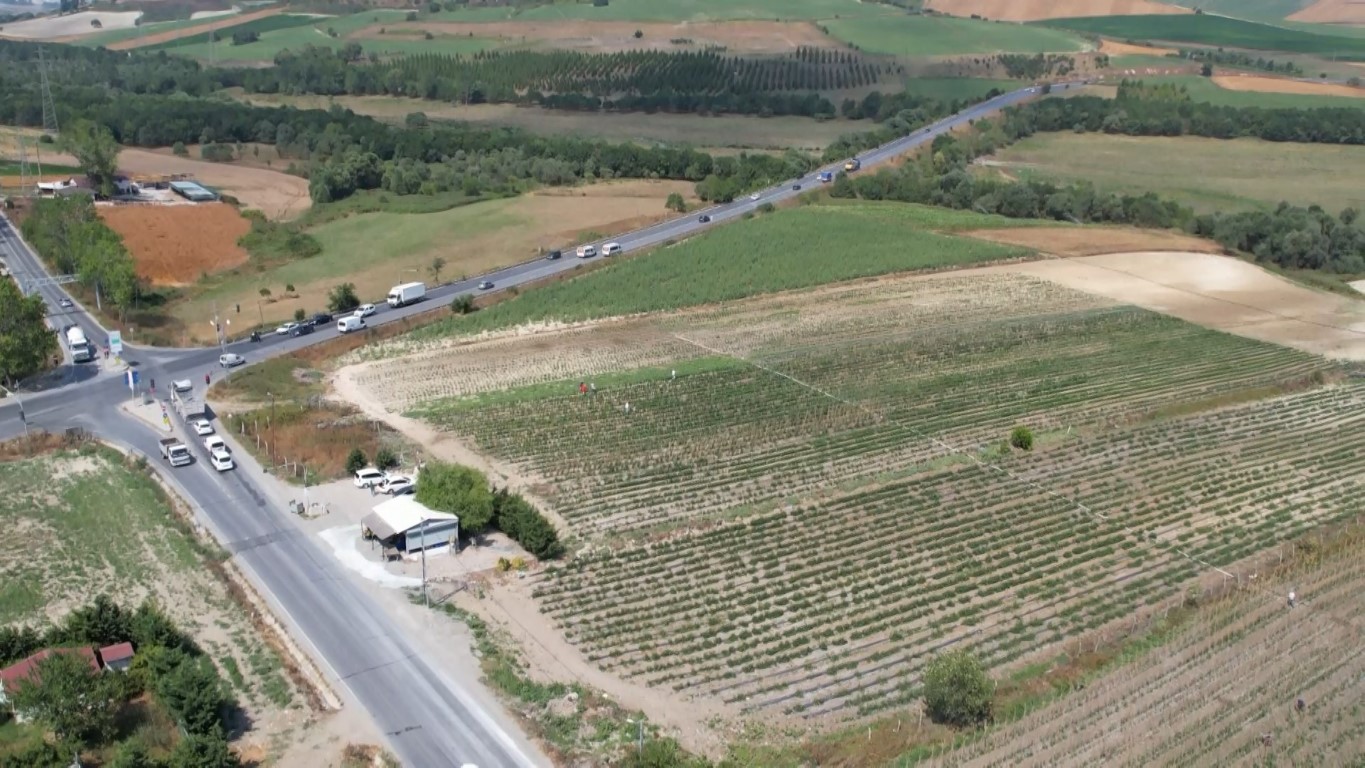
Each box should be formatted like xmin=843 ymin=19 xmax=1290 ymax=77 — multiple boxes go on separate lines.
xmin=108 ymin=331 xmax=123 ymax=356
xmin=125 ymin=369 xmax=139 ymax=396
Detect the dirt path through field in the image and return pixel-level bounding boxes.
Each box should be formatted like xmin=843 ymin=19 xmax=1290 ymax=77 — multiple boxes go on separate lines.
xmin=972 ymin=251 xmax=1365 ymax=359
xmin=1212 ymin=73 xmax=1365 ymax=100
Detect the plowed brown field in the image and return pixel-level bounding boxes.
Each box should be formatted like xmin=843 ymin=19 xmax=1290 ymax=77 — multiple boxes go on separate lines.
xmin=925 ymin=0 xmax=1189 ymax=21
xmin=1213 ymin=74 xmax=1365 ymax=99
xmin=1288 ymin=0 xmax=1365 ymax=23
xmin=99 ymin=203 xmax=251 ymax=286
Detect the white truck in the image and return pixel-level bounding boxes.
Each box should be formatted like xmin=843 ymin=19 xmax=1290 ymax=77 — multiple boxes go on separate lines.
xmin=158 ymin=437 xmax=193 ymax=467
xmin=576 ymin=244 xmax=597 ymax=259
xmin=387 ymin=282 xmax=426 ymax=308
xmin=65 ymin=326 xmax=93 ymax=363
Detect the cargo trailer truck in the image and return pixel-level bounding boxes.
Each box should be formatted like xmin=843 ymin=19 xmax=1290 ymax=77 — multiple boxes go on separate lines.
xmin=386 ymin=282 xmax=426 ymax=308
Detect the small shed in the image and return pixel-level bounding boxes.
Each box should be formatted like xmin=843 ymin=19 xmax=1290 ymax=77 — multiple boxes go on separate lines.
xmin=99 ymin=642 xmax=135 ymax=673
xmin=361 ymin=496 xmax=458 ymax=556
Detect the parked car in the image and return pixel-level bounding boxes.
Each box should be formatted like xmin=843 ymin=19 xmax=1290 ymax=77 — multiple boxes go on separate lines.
xmin=289 ymin=323 xmax=315 ymax=337
xmin=478 ymin=281 xmax=494 ymax=290
xmin=191 ymin=419 xmax=214 ymax=436
xmin=310 ymin=312 xmax=332 ymax=326
xmin=383 ymin=476 xmax=415 ymax=495
xmin=58 ymin=297 xmax=72 ymax=308
xmin=353 ymin=467 xmax=387 ymax=488
xmin=219 ymin=353 xmax=245 ymax=368
xmin=698 ymin=214 xmax=712 ymax=223
xmin=209 ymin=449 xmax=235 ymax=472
xmin=354 ymin=304 xmax=377 ymax=318
xmin=204 ymin=435 xmax=227 ymax=453
xmin=546 ymin=250 xmax=562 ymax=260
xmin=275 ymin=322 xmax=299 ymax=336
xmin=792 ymin=183 xmax=802 ymax=191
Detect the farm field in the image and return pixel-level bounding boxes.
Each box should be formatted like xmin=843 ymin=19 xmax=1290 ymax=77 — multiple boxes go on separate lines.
xmin=415 ymin=0 xmax=897 ymax=23
xmin=380 ymin=18 xmax=841 ymax=54
xmin=822 ymin=14 xmax=1088 ymax=56
xmin=1038 ymin=13 xmax=1365 ymax=55
xmin=382 ymin=269 xmax=1356 ymax=725
xmin=227 ymin=91 xmax=859 ymax=151
xmin=1212 ymin=72 xmax=1365 ymax=99
xmin=0 ymin=447 xmax=312 ymax=760
xmin=924 ymin=0 xmax=1189 ymax=22
xmin=1137 ymin=73 xmax=1365 ymax=108
xmin=980 ymin=133 xmax=1365 ymax=214
xmin=172 ymin=179 xmax=702 ymax=342
xmin=934 ymin=527 xmax=1365 ymax=766
xmin=1290 ymin=0 xmax=1365 ymax=23
xmin=1173 ymin=0 xmax=1314 ymax=21
xmin=102 ymin=6 xmax=288 ymax=50
xmin=401 ymin=202 xmax=1034 ymax=346
xmin=99 ymin=202 xmax=251 ymax=287
xmin=0 ymin=10 xmax=141 ymax=39
xmin=141 ymin=11 xmax=318 ymax=50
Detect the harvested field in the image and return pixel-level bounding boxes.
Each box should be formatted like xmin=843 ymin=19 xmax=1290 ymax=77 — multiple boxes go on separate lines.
xmin=1212 ymin=72 xmax=1365 ymax=98
xmin=361 ymin=268 xmax=1357 ymax=728
xmin=925 ymin=0 xmax=1190 ymax=22
xmin=962 ymin=225 xmax=1222 ymax=257
xmin=99 ymin=202 xmax=251 ymax=287
xmin=1098 ymin=37 xmax=1177 ymax=56
xmin=935 ymin=528 xmax=1365 ymax=766
xmin=999 ymin=251 xmax=1365 ymax=360
xmin=1288 ymin=0 xmax=1365 ymax=23
xmin=120 ymin=148 xmax=311 ymax=220
xmin=0 ymin=10 xmax=141 ymax=39
xmin=105 ymin=5 xmax=283 ymax=49
xmin=363 ymin=19 xmax=838 ymax=53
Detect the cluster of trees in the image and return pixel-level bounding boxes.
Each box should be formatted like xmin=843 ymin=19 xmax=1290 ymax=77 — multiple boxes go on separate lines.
xmin=825 ymin=89 xmax=1000 ymax=161
xmin=993 ymin=53 xmax=1075 ymax=79
xmin=0 ymin=277 xmax=58 ymax=386
xmin=21 ymin=196 xmax=143 ymax=320
xmin=414 ymin=462 xmax=562 ymax=559
xmin=1173 ymin=47 xmax=1302 ymax=75
xmin=829 ymin=85 xmax=1365 ymax=273
xmin=238 ymin=46 xmax=887 ymax=118
xmin=0 ymin=595 xmax=240 ymax=768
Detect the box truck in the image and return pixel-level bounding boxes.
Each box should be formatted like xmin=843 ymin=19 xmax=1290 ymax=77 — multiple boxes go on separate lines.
xmin=387 ymin=282 xmax=426 ymax=308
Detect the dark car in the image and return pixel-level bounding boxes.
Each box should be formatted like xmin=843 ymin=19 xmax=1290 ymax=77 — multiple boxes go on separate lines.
xmin=792 ymin=183 xmax=802 ymax=191
xmin=477 ymin=281 xmax=494 ymax=290
xmin=546 ymin=250 xmax=562 ymax=260
xmin=310 ymin=312 xmax=332 ymax=326
xmin=698 ymin=214 xmax=712 ymax=223
xmin=289 ymin=323 xmax=315 ymax=337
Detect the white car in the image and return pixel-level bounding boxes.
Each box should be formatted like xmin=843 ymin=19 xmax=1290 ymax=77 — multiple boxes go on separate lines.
xmin=275 ymin=322 xmax=299 ymax=336
xmin=219 ymin=353 xmax=245 ymax=368
xmin=171 ymin=379 xmax=193 ymax=393
xmin=58 ymin=297 xmax=73 ymax=308
xmin=353 ymin=467 xmax=387 ymax=488
xmin=209 ymin=449 xmax=235 ymax=472
xmin=749 ymin=192 xmax=761 ymax=201
xmin=383 ymin=476 xmax=415 ymax=495
xmin=204 ymin=435 xmax=227 ymax=453
xmin=191 ymin=419 xmax=214 ymax=436
xmin=354 ymin=304 xmax=376 ymax=318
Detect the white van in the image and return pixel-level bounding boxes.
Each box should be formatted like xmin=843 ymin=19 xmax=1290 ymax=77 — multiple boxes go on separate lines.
xmin=337 ymin=316 xmax=366 ymax=333
xmin=602 ymin=242 xmax=621 ymax=257
xmin=576 ymin=244 xmax=597 ymax=259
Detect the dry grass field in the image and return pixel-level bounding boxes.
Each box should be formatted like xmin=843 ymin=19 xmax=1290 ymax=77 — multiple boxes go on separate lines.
xmin=1289 ymin=0 xmax=1365 ymax=22
xmin=1213 ymin=73 xmax=1365 ymax=99
xmin=925 ymin=0 xmax=1189 ymax=21
xmin=99 ymin=202 xmax=251 ymax=286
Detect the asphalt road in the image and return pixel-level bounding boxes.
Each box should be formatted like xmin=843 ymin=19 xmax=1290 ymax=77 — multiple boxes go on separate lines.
xmin=0 ymin=80 xmax=1084 ymax=765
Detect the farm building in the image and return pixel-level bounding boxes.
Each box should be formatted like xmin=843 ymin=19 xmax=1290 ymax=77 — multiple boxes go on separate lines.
xmin=99 ymin=642 xmax=135 ymax=673
xmin=0 ymin=647 xmax=101 ymax=722
xmin=169 ymin=180 xmax=217 ymax=202
xmin=361 ymin=496 xmax=459 ymax=557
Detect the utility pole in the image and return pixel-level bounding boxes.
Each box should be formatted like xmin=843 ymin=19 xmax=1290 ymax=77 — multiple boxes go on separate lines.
xmin=420 ymin=518 xmax=429 ymax=608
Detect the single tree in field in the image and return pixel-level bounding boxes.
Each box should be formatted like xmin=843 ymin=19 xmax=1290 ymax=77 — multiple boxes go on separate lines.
xmin=59 ymin=119 xmax=121 ymax=197
xmin=327 ymin=282 xmax=360 ymax=313
xmin=0 ymin=277 xmax=60 ymax=386
xmin=345 ymin=448 xmax=368 ymax=474
xmin=921 ymin=649 xmax=992 ymax=728
xmin=1201 ymin=62 xmax=1214 ymax=77
xmin=665 ymin=192 xmax=687 ymax=213
xmin=1009 ymin=425 xmax=1034 ymax=451
xmin=10 ymin=649 xmax=120 ymax=746
xmin=429 ymin=256 xmax=447 ymax=284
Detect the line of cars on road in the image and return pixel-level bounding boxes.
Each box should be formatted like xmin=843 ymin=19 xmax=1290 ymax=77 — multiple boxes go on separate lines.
xmin=159 ymin=417 xmax=235 ymax=471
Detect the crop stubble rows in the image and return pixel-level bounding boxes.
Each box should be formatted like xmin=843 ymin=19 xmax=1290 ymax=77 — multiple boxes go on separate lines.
xmin=405 ymin=273 xmax=1357 ymax=721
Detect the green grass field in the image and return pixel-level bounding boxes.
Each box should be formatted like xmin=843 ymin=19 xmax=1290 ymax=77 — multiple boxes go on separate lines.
xmin=1166 ymin=0 xmax=1314 ymax=21
xmin=143 ymin=13 xmax=319 ymax=50
xmin=78 ymin=14 xmax=217 ymax=47
xmin=422 ymin=0 xmax=896 ymax=22
xmin=900 ymin=77 xmax=1018 ymax=102
xmin=1040 ymin=14 xmax=1365 ymax=56
xmin=1141 ymin=74 xmax=1365 ymax=109
xmin=826 ymin=15 xmax=1086 ymax=56
xmin=410 ymin=202 xmax=1030 ymax=340
xmin=985 ymin=133 xmax=1365 ymax=214
xmin=174 ymin=28 xmax=496 ymax=61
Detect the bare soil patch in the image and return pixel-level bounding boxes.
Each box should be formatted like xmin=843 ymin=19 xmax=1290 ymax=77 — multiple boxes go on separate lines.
xmin=99 ymin=202 xmax=251 ymax=286
xmin=963 ymin=226 xmax=1222 ymax=257
xmin=371 ymin=19 xmax=838 ymax=53
xmin=1288 ymin=0 xmax=1365 ymax=23
xmin=120 ymin=148 xmax=312 ymax=220
xmin=1098 ymin=37 xmax=1177 ymax=56
xmin=925 ymin=0 xmax=1190 ymax=22
xmin=985 ymin=251 xmax=1365 ymax=360
xmin=0 ymin=10 xmax=141 ymax=39
xmin=1212 ymin=73 xmax=1365 ymax=99
xmin=107 ymin=6 xmax=283 ymax=49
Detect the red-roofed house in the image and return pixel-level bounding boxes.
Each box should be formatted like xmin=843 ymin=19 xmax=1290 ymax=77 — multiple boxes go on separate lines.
xmin=98 ymin=643 xmax=135 ymax=673
xmin=0 ymin=647 xmax=100 ymax=723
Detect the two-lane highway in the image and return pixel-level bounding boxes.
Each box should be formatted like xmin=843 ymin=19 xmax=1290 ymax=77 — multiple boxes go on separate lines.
xmin=0 ymin=80 xmax=1085 ymax=766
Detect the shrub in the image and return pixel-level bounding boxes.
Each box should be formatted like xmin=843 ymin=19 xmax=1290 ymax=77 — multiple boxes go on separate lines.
xmin=237 ymin=211 xmax=322 ymax=262
xmin=345 ymin=448 xmax=367 ymax=474
xmin=285 ymin=283 xmax=295 ymax=293
xmin=492 ymin=488 xmax=563 ymax=559
xmin=293 ymin=308 xmax=305 ymax=322
xmin=415 ymin=461 xmax=493 ymax=532
xmin=1009 ymin=425 xmax=1034 ymax=451
xmin=200 ymin=143 xmax=234 ymax=162
xmin=172 ymin=141 xmax=187 ymax=156
xmin=665 ymin=192 xmax=686 ymax=213
xmin=374 ymin=446 xmax=398 ymax=470
xmin=450 ymin=294 xmax=475 ymax=314
xmin=328 ymin=283 xmax=361 ymax=313
xmin=922 ymin=649 xmax=992 ymax=728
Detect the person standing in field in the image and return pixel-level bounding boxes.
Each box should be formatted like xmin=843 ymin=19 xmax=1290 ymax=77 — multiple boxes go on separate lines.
xmin=579 ymin=382 xmax=587 ymax=396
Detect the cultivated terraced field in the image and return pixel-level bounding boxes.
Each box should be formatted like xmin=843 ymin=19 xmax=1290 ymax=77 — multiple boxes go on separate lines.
xmin=935 ymin=531 xmax=1365 ymax=766
xmin=389 ymin=272 xmax=1360 ymax=722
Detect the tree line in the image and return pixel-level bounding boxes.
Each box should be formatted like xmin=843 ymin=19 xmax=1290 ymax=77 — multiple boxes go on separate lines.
xmin=828 ymin=83 xmax=1365 ymax=273
xmin=0 ymin=595 xmax=241 ymax=768
xmin=1173 ymin=47 xmax=1302 ymax=75
xmin=236 ymin=46 xmax=887 ymax=119
xmin=0 ymin=276 xmax=59 ymax=387
xmin=20 ymin=196 xmax=142 ymax=319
